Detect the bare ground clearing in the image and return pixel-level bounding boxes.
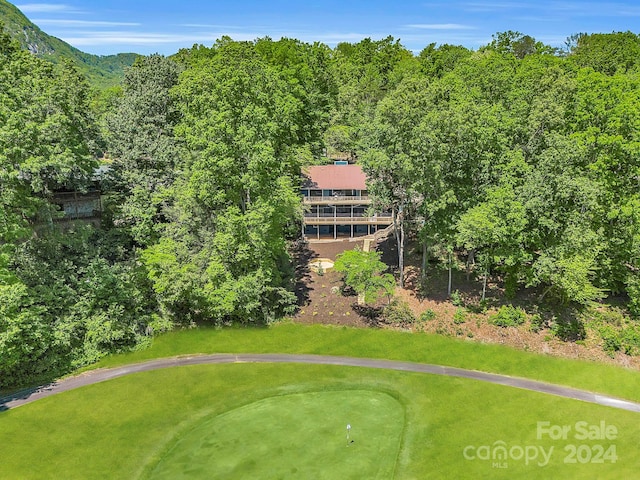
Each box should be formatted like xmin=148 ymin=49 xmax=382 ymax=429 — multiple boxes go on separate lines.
xmin=292 ymin=237 xmax=640 ymax=370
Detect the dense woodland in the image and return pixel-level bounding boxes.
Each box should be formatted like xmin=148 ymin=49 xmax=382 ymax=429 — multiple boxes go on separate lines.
xmin=2 ymin=27 xmax=640 ymax=388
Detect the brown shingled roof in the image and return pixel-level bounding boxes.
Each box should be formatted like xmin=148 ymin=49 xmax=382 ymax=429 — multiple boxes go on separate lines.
xmin=302 ymin=165 xmax=367 ymax=190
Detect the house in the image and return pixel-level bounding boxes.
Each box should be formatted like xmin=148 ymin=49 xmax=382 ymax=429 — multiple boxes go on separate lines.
xmin=51 ymin=189 xmax=102 ymax=221
xmin=50 ymin=165 xmax=107 ymax=224
xmin=301 ymin=163 xmax=391 ymax=239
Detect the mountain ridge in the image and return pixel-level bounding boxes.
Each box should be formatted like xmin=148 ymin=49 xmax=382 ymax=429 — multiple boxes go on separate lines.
xmin=0 ymin=0 xmax=137 ymax=88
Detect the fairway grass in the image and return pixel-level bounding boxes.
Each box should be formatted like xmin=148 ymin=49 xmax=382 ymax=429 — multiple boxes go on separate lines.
xmin=4 ymin=324 xmax=640 ymax=479
xmin=95 ymin=323 xmax=640 ymax=402
xmin=142 ymin=390 xmax=404 ymax=479
xmin=2 ymin=363 xmax=640 ymax=479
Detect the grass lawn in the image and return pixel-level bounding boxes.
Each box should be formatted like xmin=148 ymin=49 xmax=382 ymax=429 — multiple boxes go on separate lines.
xmin=95 ymin=323 xmax=640 ymax=402
xmin=3 ymin=324 xmax=640 ymax=479
xmin=2 ymin=363 xmax=639 ymax=479
xmin=142 ymin=390 xmax=404 ymax=479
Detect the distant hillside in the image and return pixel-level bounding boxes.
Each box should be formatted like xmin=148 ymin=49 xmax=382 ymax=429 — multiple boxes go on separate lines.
xmin=0 ymin=0 xmax=137 ymax=88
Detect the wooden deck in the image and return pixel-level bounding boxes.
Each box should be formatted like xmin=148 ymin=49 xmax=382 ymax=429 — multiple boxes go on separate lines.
xmin=303 ymin=195 xmax=371 ymax=205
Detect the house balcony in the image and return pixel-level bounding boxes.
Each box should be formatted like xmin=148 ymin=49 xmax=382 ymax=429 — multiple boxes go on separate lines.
xmin=51 ymin=190 xmax=103 ymax=221
xmin=303 ymin=213 xmax=392 ymax=225
xmin=302 ymin=195 xmax=371 ymax=205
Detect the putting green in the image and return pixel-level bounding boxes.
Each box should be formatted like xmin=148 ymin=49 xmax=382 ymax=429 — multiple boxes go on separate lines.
xmin=142 ymin=390 xmax=404 ymax=479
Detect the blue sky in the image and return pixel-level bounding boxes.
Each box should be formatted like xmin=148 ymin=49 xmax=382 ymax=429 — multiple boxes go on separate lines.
xmin=14 ymin=1 xmax=640 ymax=56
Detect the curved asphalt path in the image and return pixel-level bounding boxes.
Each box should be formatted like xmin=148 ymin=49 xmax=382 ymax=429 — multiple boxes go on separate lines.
xmin=2 ymin=353 xmax=640 ymax=413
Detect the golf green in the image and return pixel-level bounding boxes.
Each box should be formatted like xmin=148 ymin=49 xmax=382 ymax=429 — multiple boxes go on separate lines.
xmin=142 ymin=390 xmax=404 ymax=479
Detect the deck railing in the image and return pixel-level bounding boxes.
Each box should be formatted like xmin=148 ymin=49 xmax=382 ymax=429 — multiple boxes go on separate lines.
xmin=303 ymin=195 xmax=371 ymax=204
xmin=303 ymin=215 xmax=392 ymax=225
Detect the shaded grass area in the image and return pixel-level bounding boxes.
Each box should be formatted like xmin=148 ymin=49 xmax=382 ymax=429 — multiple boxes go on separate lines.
xmin=1 ymin=363 xmax=638 ymax=479
xmin=143 ymin=390 xmax=403 ymax=480
xmin=93 ymin=323 xmax=640 ymax=402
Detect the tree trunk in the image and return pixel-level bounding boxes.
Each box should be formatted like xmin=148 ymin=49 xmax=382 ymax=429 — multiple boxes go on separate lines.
xmin=539 ymin=285 xmax=553 ymax=302
xmin=397 ymin=219 xmax=405 ymax=288
xmin=421 ymin=238 xmax=428 ymax=279
xmin=466 ymin=248 xmax=475 ymax=281
xmin=482 ymin=270 xmax=487 ymax=302
xmin=447 ymin=251 xmax=452 ymax=297
xmin=392 ymin=206 xmax=405 ymax=288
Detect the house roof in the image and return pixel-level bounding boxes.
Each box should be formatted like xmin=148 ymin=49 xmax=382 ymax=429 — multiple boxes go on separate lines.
xmin=302 ymin=164 xmax=367 ymax=190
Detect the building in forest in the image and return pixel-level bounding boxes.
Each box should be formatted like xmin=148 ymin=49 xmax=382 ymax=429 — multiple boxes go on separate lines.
xmin=52 ymin=189 xmax=102 ymax=222
xmin=301 ymin=163 xmax=391 ymax=239
xmin=49 ymin=165 xmax=107 ymax=225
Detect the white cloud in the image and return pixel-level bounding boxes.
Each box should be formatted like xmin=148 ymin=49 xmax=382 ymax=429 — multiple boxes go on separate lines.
xmin=461 ymin=0 xmax=640 ymax=17
xmin=308 ymin=32 xmax=383 ymax=43
xmin=179 ymin=24 xmax=246 ymax=29
xmin=59 ymin=31 xmax=262 ymax=46
xmin=461 ymin=1 xmax=532 ymax=12
xmin=58 ymin=27 xmax=395 ymax=49
xmin=405 ymin=23 xmax=476 ymax=30
xmin=16 ymin=3 xmax=79 ymax=13
xmin=32 ymin=19 xmax=140 ymax=27
xmin=550 ymin=1 xmax=640 ymax=16
xmin=398 ymin=31 xmax=491 ymax=47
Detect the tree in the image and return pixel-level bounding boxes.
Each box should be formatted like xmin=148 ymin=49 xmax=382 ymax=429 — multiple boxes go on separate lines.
xmin=328 ymin=37 xmax=417 ymax=157
xmin=457 ymin=183 xmax=528 ymax=300
xmin=568 ymin=69 xmax=640 ymax=301
xmin=0 ymin=28 xmax=159 ymax=389
xmin=486 ymin=31 xmax=558 ymax=58
xmin=419 ymin=43 xmax=471 ymax=78
xmin=0 ymin=30 xmax=99 ymax=227
xmin=105 ymin=54 xmax=181 ymax=246
xmin=334 ymin=248 xmax=395 ymax=304
xmin=0 ymin=282 xmax=53 ymax=388
xmin=568 ymin=31 xmax=640 ymax=75
xmin=140 ymin=39 xmax=323 ymax=325
xmin=360 ymin=74 xmax=433 ymax=288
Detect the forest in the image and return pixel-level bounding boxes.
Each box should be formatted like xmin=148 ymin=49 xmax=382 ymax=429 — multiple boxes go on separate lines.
xmin=1 ymin=28 xmax=640 ymax=388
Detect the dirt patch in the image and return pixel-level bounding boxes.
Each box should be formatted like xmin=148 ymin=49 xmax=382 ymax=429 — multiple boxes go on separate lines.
xmin=393 ymin=240 xmax=640 ymax=370
xmin=291 ymin=236 xmax=640 ymax=370
xmin=309 ymin=240 xmax=365 ymax=261
xmin=293 ymin=239 xmax=370 ymax=327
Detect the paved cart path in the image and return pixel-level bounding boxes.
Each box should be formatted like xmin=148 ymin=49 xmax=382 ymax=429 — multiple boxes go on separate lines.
xmin=2 ymin=353 xmax=640 ymax=412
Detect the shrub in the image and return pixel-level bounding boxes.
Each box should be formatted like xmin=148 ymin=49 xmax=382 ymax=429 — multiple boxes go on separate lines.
xmin=381 ymin=299 xmax=416 ymax=326
xmin=529 ymin=313 xmax=545 ymax=333
xmin=450 ymin=290 xmax=464 ymax=306
xmin=626 ymin=275 xmax=640 ymax=318
xmin=419 ymin=309 xmax=436 ymax=322
xmin=550 ymin=317 xmax=586 ymax=341
xmin=585 ymin=307 xmax=624 ymax=327
xmin=466 ymin=299 xmax=488 ymax=314
xmin=453 ymin=308 xmax=467 ymax=324
xmin=599 ymin=325 xmax=621 ymax=357
xmin=489 ymin=305 xmax=527 ymax=328
xmin=620 ymin=324 xmax=640 ymax=356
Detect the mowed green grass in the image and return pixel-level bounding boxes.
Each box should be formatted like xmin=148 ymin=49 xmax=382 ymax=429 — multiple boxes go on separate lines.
xmin=4 ymin=324 xmax=640 ymax=479
xmin=2 ymin=361 xmax=640 ymax=479
xmin=142 ymin=390 xmax=404 ymax=480
xmin=95 ymin=323 xmax=640 ymax=402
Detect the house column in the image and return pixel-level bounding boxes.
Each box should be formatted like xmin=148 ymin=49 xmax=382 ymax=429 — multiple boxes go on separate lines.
xmin=351 ymin=205 xmax=354 ymax=238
